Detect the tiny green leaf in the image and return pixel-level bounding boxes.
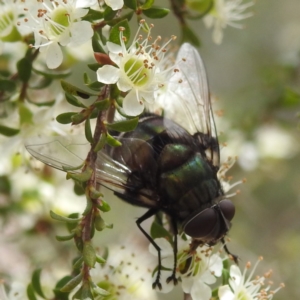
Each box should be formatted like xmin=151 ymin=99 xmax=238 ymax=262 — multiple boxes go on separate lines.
xmin=124 ymin=0 xmax=137 ymax=10
xmin=50 ymin=210 xmax=81 ymax=223
xmin=31 ymin=269 xmax=46 ymax=299
xmin=33 ymin=68 xmax=71 ymax=79
xmin=65 ymin=93 xmax=87 ymax=108
xmin=0 ymin=124 xmax=20 ymax=137
xmin=56 ymin=112 xmax=77 ymax=124
xmin=96 ymin=255 xmax=106 ymax=264
xmin=109 ymin=19 xmax=130 ymax=45
xmin=93 ymin=133 xmax=107 ymax=152
xmin=61 ymin=80 xmax=94 ymax=99
xmin=181 ymin=24 xmax=201 ymax=47
xmin=73 ymin=256 xmax=83 ymax=270
xmin=67 ymin=166 xmax=93 ymax=182
xmin=83 ymin=241 xmax=97 ymax=267
xmin=87 ymin=80 xmax=104 ymax=91
xmin=94 ymin=99 xmax=110 ymax=111
xmin=88 ymin=63 xmax=101 ymax=72
xmin=85 ymin=116 xmax=93 ymax=143
xmin=82 ymin=8 xmax=104 ymax=21
xmin=53 ymin=276 xmax=72 ymax=300
xmin=150 ymin=220 xmax=172 ymax=241
xmin=60 ymin=273 xmax=83 ymax=292
xmin=104 ymin=5 xmax=118 ymax=21
xmin=106 ymin=117 xmax=138 ymax=132
xmin=142 ymin=7 xmax=170 ymax=18
xmin=17 ymin=57 xmax=32 ymax=82
xmin=95 ymin=214 xmax=106 ymax=231
xmin=71 ymin=112 xmax=88 ymax=125
xmin=106 ymin=133 xmax=122 ymax=147
xmin=56 ymin=233 xmax=75 ymax=241
xmin=92 ymin=31 xmax=105 ymax=53
xmin=97 ymin=199 xmax=111 ymax=212
xmin=140 ymin=0 xmax=154 ymax=9
xmin=27 ymin=283 xmax=38 ymax=300
xmin=0 ymin=79 xmax=16 ymax=92
xmin=92 ymin=283 xmax=110 ymax=296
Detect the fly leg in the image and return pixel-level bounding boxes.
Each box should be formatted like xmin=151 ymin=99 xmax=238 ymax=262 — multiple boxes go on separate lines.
xmin=166 ymin=217 xmax=178 ymax=285
xmin=136 ymin=208 xmax=163 ymax=289
xmin=221 ymin=238 xmax=239 ymax=264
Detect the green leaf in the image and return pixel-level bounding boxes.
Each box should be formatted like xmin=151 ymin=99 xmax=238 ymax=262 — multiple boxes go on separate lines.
xmin=27 ymin=283 xmax=38 ymax=300
xmin=94 ymin=99 xmax=110 ymax=111
xmin=124 ymin=0 xmax=137 ymax=9
xmin=17 ymin=57 xmax=32 ymax=82
xmin=181 ymin=24 xmax=201 ymax=47
xmin=94 ymin=214 xmax=106 ymax=231
xmin=83 ymin=241 xmax=96 ymax=267
xmin=31 ymin=269 xmax=46 ymax=298
xmin=87 ymin=81 xmax=104 ymax=91
xmin=50 ymin=210 xmax=81 ymax=223
xmin=93 ymin=133 xmax=107 ymax=152
xmin=27 ymin=97 xmax=55 ymax=107
xmin=142 ymin=7 xmax=170 ymax=18
xmin=92 ymin=283 xmax=110 ymax=296
xmin=104 ymin=5 xmax=118 ymax=21
xmin=65 ymin=93 xmax=87 ymax=108
xmin=0 ymin=124 xmax=20 ymax=137
xmin=96 ymin=199 xmax=111 ymax=212
xmin=60 ymin=273 xmax=83 ymax=292
xmin=106 ymin=11 xmax=134 ymax=26
xmin=73 ymin=256 xmax=83 ymax=271
xmin=61 ymin=80 xmax=94 ymax=99
xmin=33 ymin=68 xmax=71 ymax=79
xmin=150 ymin=219 xmax=172 ymax=240
xmin=92 ymin=32 xmax=105 ymax=53
xmin=56 ymin=233 xmax=75 ymax=241
xmin=106 ymin=117 xmax=139 ymax=132
xmin=88 ymin=63 xmax=101 ymax=72
xmin=85 ymin=117 xmax=93 ymax=143
xmin=109 ymin=19 xmax=130 ymax=45
xmin=56 ymin=112 xmax=77 ymax=124
xmin=29 ymin=76 xmax=53 ymax=90
xmin=53 ymin=276 xmax=72 ymax=300
xmin=0 ymin=79 xmax=16 ymax=92
xmin=67 ymin=166 xmax=93 ymax=182
xmin=82 ymin=8 xmax=104 ymax=21
xmin=96 ymin=255 xmax=106 ymax=264
xmin=140 ymin=0 xmax=154 ymax=9
xmin=74 ymin=181 xmax=85 ymax=195
xmin=106 ymin=133 xmax=122 ymax=147
xmin=66 ymin=213 xmax=80 ymax=232
xmin=18 ymin=103 xmax=33 ymax=125
xmin=71 ymin=112 xmax=88 ymax=125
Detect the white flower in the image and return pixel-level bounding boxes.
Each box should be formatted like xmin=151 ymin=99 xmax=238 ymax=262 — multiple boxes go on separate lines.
xmin=149 ymin=237 xmax=223 ymax=300
xmin=97 ymin=20 xmax=177 ymax=116
xmin=25 ymin=0 xmax=94 ymax=68
xmin=219 ymin=258 xmax=284 ymax=300
xmin=90 ymin=242 xmax=158 ymax=300
xmin=203 ymin=0 xmax=254 ymax=44
xmin=104 ymin=0 xmax=124 ymax=10
xmin=0 ymin=281 xmax=26 ymax=300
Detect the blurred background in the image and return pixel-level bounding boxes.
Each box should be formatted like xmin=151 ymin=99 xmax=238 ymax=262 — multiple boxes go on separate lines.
xmin=0 ymin=0 xmax=299 ymax=299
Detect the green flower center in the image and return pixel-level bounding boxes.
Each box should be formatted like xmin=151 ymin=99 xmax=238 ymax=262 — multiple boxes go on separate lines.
xmin=236 ymin=289 xmax=253 ymax=300
xmin=50 ymin=7 xmax=70 ymax=36
xmin=124 ymin=57 xmax=151 ymax=87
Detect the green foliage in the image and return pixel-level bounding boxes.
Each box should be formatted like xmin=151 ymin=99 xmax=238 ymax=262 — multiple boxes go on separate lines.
xmin=124 ymin=0 xmax=137 ymax=10
xmin=17 ymin=57 xmax=32 ymax=83
xmin=106 ymin=117 xmax=139 ymax=132
xmin=0 ymin=124 xmax=20 ymax=136
xmin=142 ymin=7 xmax=170 ymax=19
xmin=56 ymin=112 xmax=77 ymax=124
xmin=31 ymin=269 xmax=46 ymax=298
xmin=109 ymin=19 xmax=131 ymax=45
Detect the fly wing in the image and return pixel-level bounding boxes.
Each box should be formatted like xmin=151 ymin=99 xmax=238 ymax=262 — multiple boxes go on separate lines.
xmin=25 ymin=136 xmax=89 ymax=172
xmin=156 ymin=43 xmax=220 ymax=168
xmin=25 ymin=135 xmax=159 ymax=208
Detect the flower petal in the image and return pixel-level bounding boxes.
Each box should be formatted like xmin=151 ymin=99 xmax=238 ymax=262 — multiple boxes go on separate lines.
xmin=104 ymin=0 xmax=124 ymax=10
xmin=123 ymin=90 xmax=144 ymax=116
xmin=46 ymin=42 xmax=63 ymax=69
xmin=69 ymin=21 xmax=93 ymax=46
xmin=139 ymin=90 xmax=155 ymax=104
xmin=97 ymin=65 xmax=120 ymax=84
xmin=218 ymin=285 xmax=235 ymax=300
xmin=117 ymin=75 xmax=132 ymax=92
xmin=191 ymin=280 xmax=212 ymax=300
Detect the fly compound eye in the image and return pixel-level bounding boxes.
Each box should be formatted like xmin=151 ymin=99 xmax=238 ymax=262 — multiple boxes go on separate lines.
xmin=219 ymin=199 xmax=235 ymax=221
xmin=183 ymin=208 xmax=217 ymax=238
